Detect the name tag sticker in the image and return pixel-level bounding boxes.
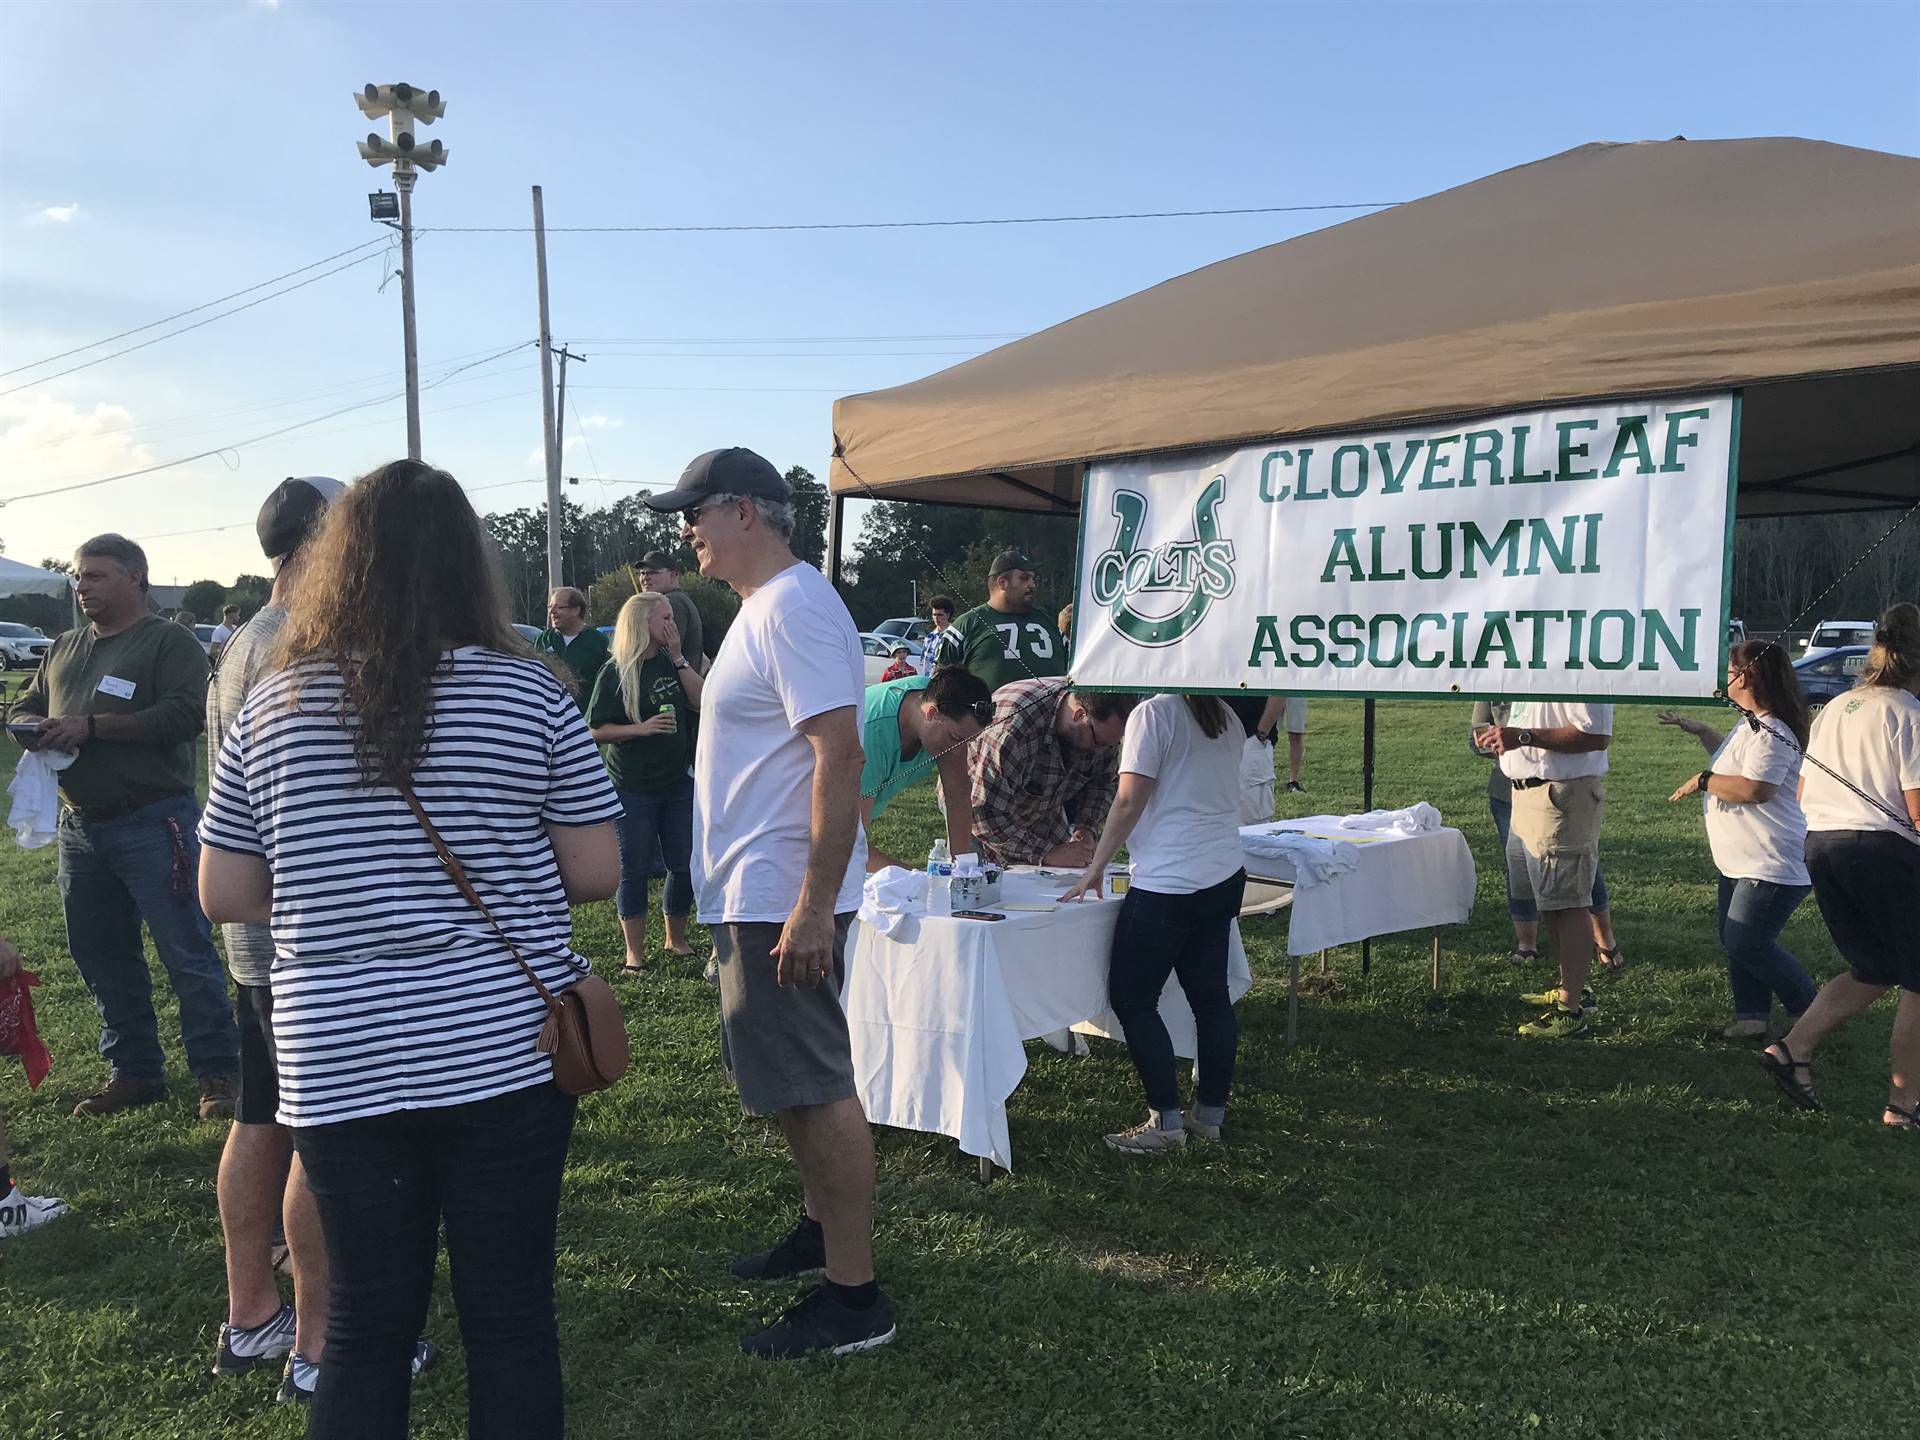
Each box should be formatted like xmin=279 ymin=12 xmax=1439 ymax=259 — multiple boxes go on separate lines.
xmin=96 ymin=675 xmax=137 ymax=700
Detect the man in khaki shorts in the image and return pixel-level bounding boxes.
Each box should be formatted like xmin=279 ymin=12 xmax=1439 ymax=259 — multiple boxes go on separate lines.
xmin=1480 ymin=701 xmax=1613 ymax=1038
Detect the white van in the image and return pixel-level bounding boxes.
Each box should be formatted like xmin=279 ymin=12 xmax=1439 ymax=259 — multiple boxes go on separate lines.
xmin=1800 ymin=620 xmax=1876 ymax=662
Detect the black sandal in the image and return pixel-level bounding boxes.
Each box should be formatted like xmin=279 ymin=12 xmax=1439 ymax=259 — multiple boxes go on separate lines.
xmin=1508 ymin=947 xmax=1539 ymax=965
xmin=1759 ymin=1042 xmax=1819 ymax=1110
xmin=1595 ymin=944 xmax=1627 ymax=976
xmin=1883 ymin=1103 xmax=1919 ymax=1129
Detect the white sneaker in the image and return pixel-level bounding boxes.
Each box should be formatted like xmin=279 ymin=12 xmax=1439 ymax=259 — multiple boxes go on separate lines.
xmin=1182 ymin=1110 xmax=1222 ymax=1142
xmin=0 ymin=1184 xmax=69 ymax=1239
xmin=1103 ymin=1115 xmax=1187 ymax=1156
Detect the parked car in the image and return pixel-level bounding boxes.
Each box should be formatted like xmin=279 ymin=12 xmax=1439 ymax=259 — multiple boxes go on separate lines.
xmin=192 ymin=624 xmax=218 ymax=659
xmin=1800 ymin=619 xmax=1875 ymax=662
xmin=1793 ymin=645 xmax=1869 ymax=706
xmin=512 ymin=622 xmax=543 ymax=644
xmin=0 ymin=621 xmax=53 ymax=670
xmin=872 ymin=616 xmax=932 ymax=643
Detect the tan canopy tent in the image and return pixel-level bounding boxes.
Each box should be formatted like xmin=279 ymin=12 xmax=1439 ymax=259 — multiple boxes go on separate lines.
xmin=830 ymin=137 xmax=1920 ymax=520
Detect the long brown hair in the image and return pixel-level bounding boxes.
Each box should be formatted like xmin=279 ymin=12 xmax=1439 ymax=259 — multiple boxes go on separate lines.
xmin=1183 ymin=693 xmax=1231 ymax=738
xmin=1731 ymin=638 xmax=1810 ymax=747
xmin=1859 ymin=602 xmax=1920 ymax=693
xmin=275 ymin=459 xmax=526 ymax=786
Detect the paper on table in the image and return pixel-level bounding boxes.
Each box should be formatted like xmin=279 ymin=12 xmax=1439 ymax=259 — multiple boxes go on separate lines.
xmin=998 ymin=902 xmax=1058 ymax=913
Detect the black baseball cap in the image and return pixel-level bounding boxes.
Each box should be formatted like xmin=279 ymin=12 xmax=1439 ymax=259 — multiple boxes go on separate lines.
xmin=989 ymin=549 xmax=1037 ymax=577
xmin=644 ymin=447 xmax=788 ymax=512
xmin=258 ymin=476 xmax=345 ymax=561
xmin=637 ymin=551 xmax=679 ymax=571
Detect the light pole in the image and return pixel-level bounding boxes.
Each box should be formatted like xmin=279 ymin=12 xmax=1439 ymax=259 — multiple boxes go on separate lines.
xmin=355 ymin=83 xmax=448 ymax=462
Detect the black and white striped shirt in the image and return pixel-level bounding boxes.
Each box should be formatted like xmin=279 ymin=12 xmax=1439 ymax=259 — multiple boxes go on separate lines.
xmin=199 ymin=646 xmax=622 ymax=1127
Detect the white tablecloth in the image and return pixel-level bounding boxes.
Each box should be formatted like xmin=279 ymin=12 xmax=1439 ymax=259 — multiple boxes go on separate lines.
xmin=844 ymin=868 xmax=1252 ymax=1171
xmin=1240 ymin=815 xmax=1477 ymax=956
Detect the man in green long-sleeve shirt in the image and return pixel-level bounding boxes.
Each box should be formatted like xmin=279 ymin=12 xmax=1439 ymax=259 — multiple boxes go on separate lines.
xmin=9 ymin=534 xmax=239 ymax=1119
xmin=534 ymin=585 xmax=611 ymax=704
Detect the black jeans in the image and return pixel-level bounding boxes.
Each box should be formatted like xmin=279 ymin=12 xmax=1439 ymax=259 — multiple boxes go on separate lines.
xmin=1107 ymin=870 xmax=1247 ymax=1113
xmin=291 ymin=1082 xmax=578 ymax=1440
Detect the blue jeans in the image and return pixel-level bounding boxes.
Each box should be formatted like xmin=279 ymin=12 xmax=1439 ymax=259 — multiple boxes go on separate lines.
xmin=1717 ymin=876 xmax=1816 ymax=1020
xmin=1490 ymin=792 xmax=1608 ymax=922
xmin=613 ymin=778 xmax=693 ymax=922
xmin=292 ymin=1081 xmax=577 ymax=1440
xmin=1107 ymin=871 xmax=1246 ymax=1114
xmin=56 ymin=793 xmax=239 ymax=1083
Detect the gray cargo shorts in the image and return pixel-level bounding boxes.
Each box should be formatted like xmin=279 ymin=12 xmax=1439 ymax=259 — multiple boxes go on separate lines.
xmin=714 ymin=914 xmax=856 ymax=1117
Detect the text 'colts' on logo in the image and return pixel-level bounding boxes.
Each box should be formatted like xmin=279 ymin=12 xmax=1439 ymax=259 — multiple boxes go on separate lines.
xmin=1089 ymin=475 xmax=1237 ymax=648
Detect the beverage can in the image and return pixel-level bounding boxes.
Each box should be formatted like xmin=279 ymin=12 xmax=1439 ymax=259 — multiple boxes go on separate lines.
xmin=1108 ymin=865 xmax=1131 ymax=895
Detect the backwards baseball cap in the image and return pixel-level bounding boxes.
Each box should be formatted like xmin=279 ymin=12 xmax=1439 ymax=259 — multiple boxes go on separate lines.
xmin=989 ymin=549 xmax=1037 ymax=577
xmin=258 ymin=475 xmax=346 ymax=561
xmin=637 ymin=550 xmax=679 ymax=571
xmin=643 ymin=447 xmax=788 ymax=513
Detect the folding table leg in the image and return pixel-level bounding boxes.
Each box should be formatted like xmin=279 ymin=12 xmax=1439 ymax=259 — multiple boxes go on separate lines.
xmin=1287 ymin=949 xmax=1300 ymax=1050
xmin=977 ymin=1155 xmax=997 ymax=1186
xmin=1431 ymin=932 xmax=1442 ymax=992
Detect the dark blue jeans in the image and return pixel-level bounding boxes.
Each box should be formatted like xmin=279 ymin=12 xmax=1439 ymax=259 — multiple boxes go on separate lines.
xmin=1490 ymin=792 xmax=1609 ymax=922
xmin=1717 ymin=876 xmax=1816 ymax=1020
xmin=1107 ymin=871 xmax=1247 ymax=1113
xmin=56 ymin=793 xmax=238 ymax=1083
xmin=291 ymin=1081 xmax=578 ymax=1440
xmin=613 ymin=777 xmax=693 ymax=921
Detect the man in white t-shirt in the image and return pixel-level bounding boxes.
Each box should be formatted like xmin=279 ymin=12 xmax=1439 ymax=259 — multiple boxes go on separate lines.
xmin=208 ymin=604 xmax=242 ymax=667
xmin=646 ymin=447 xmax=893 ymax=1361
xmin=1479 ymin=701 xmax=1613 ymax=1038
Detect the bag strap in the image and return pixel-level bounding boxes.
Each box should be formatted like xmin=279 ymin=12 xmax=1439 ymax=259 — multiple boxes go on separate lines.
xmin=394 ymin=780 xmax=563 ymax=1015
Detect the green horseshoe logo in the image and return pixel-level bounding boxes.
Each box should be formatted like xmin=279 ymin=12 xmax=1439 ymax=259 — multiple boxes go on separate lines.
xmin=1089 ymin=475 xmax=1236 ymax=648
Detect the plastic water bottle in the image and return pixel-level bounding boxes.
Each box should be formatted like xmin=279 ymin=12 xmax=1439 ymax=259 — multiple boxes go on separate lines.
xmin=927 ymin=840 xmax=952 ymax=915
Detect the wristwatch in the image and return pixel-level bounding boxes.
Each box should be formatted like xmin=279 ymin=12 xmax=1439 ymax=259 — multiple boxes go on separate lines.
xmin=672 ymin=656 xmax=692 ymax=670
xmin=1698 ymin=770 xmax=1713 ymax=795
xmin=1517 ymin=728 xmax=1534 ymax=747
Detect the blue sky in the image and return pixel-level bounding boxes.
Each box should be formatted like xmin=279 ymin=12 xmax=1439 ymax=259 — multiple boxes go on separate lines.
xmin=2 ymin=0 xmax=1914 ymax=587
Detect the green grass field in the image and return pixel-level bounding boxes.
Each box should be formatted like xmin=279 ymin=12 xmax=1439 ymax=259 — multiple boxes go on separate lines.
xmin=1 ymin=698 xmax=1912 ymax=1439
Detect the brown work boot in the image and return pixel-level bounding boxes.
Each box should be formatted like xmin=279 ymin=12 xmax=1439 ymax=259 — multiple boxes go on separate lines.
xmin=197 ymin=1075 xmax=239 ymax=1121
xmin=72 ymin=1075 xmax=168 ymax=1117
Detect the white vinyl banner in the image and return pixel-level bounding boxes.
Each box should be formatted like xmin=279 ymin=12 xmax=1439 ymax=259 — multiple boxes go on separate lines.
xmin=1071 ymin=393 xmax=1737 ymax=701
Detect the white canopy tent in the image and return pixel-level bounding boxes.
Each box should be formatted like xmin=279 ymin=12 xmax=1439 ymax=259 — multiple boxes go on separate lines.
xmin=0 ymin=556 xmax=75 ymax=600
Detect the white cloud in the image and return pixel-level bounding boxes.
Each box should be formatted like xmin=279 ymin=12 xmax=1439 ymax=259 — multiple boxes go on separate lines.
xmin=29 ymin=203 xmax=81 ymax=224
xmin=580 ymin=414 xmax=623 ymax=430
xmin=250 ymin=0 xmax=283 ymax=10
xmin=524 ymin=436 xmax=589 ymax=466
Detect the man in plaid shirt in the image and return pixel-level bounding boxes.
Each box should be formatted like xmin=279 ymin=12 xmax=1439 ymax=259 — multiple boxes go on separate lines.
xmin=967 ymin=678 xmax=1137 ymax=867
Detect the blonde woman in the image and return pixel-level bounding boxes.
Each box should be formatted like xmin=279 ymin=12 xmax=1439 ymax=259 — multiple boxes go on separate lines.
xmin=1761 ymin=603 xmax=1920 ymax=1126
xmin=587 ymin=592 xmax=704 ymax=973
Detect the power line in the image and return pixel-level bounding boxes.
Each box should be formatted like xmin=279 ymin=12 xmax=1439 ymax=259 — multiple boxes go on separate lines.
xmin=0 ymin=341 xmax=534 ymax=506
xmin=0 ymin=248 xmax=392 ymax=400
xmin=415 ymin=201 xmax=1403 ymax=235
xmin=0 ymin=237 xmax=391 ymax=381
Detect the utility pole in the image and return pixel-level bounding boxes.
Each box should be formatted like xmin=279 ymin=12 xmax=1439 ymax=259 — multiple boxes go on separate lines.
xmin=354 ymin=84 xmax=448 ymax=461
xmin=554 ymin=345 xmax=586 ymax=479
xmin=533 ymin=186 xmax=562 ymax=588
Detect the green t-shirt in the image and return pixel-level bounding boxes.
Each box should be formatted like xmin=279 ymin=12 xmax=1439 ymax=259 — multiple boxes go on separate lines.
xmin=535 ymin=625 xmax=611 ymax=705
xmin=861 ymin=675 xmax=936 ymax=820
xmin=938 ymin=603 xmax=1067 ymax=692
xmin=14 ymin=613 xmax=209 ymax=812
xmin=586 ymin=653 xmax=693 ymax=793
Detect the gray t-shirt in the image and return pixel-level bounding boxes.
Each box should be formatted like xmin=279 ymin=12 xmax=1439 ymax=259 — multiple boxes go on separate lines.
xmin=206 ymin=604 xmax=289 ymax=987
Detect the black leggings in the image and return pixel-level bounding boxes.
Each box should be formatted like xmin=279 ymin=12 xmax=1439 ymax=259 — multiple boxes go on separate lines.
xmin=292 ymin=1081 xmax=578 ymax=1440
xmin=1106 ymin=871 xmax=1246 ymax=1113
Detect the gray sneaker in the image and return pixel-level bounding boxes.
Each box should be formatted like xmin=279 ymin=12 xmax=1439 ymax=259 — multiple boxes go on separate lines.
xmin=1104 ymin=1114 xmax=1187 ymax=1156
xmin=1181 ymin=1111 xmax=1222 ymax=1142
xmin=213 ymin=1301 xmax=296 ymax=1377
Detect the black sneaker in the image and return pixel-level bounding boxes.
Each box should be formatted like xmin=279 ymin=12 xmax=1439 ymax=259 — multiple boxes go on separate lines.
xmin=1285 ymin=780 xmax=1306 ymax=794
xmin=731 ymin=1218 xmax=826 ymax=1281
xmin=741 ymin=1285 xmax=897 ymax=1360
xmin=213 ymin=1301 xmax=296 ymax=1377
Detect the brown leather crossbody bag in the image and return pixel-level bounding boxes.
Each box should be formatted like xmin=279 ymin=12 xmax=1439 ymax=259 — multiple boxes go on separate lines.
xmin=397 ymin=783 xmax=629 ymax=1095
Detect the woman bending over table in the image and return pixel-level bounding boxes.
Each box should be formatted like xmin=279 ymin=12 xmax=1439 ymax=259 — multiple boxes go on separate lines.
xmin=1660 ymin=639 xmax=1816 ymax=1038
xmin=1060 ymin=693 xmax=1246 ymax=1155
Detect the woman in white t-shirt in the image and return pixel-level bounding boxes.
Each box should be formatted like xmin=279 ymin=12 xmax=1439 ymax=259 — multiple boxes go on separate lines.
xmin=1756 ymin=603 xmax=1920 ymax=1129
xmin=1661 ymin=641 xmax=1816 ymax=1038
xmin=1060 ymin=694 xmax=1247 ymax=1155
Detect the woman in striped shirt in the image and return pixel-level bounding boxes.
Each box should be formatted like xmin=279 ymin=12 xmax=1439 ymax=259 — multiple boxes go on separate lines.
xmin=199 ymin=459 xmax=621 ymax=1440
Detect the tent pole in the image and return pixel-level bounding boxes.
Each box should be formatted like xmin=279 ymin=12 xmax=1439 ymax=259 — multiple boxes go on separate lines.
xmin=826 ymin=493 xmax=847 ymax=587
